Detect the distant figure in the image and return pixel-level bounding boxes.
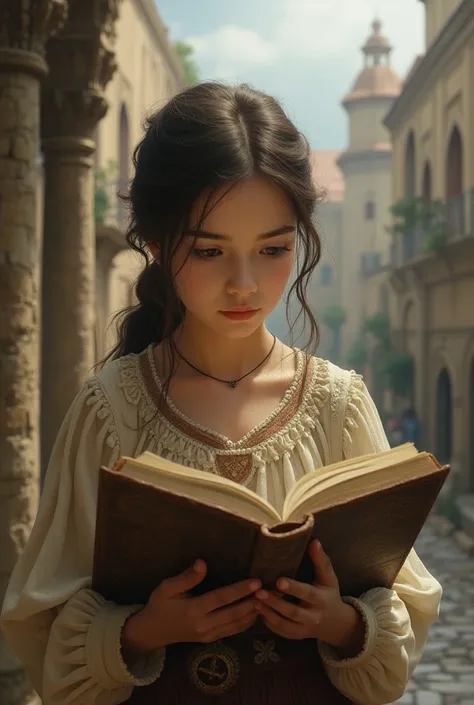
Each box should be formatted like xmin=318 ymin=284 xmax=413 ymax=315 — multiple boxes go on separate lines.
xmin=401 ymin=408 xmax=421 ymax=446
xmin=387 ymin=414 xmax=403 ymax=447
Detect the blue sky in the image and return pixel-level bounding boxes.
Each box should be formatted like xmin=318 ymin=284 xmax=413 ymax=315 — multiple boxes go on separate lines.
xmin=155 ymin=0 xmax=425 ymax=150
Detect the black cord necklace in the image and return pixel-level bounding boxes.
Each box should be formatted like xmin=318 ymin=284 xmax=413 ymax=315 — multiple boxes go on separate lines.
xmin=174 ymin=335 xmax=277 ymax=389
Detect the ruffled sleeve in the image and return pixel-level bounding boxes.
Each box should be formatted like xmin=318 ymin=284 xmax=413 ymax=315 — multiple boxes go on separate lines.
xmin=319 ymin=371 xmax=442 ymax=705
xmin=0 ymin=377 xmax=165 ymax=705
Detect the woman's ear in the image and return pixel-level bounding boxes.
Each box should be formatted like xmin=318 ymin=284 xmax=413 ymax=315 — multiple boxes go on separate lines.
xmin=147 ymin=243 xmax=160 ymax=263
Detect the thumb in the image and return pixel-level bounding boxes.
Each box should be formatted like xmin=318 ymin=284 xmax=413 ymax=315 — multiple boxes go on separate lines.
xmin=159 ymin=559 xmax=207 ymax=598
xmin=309 ymin=541 xmax=339 ymax=589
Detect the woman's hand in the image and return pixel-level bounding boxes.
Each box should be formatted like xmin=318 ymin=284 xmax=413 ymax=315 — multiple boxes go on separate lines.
xmin=254 ymin=540 xmax=366 ymax=656
xmin=121 ymin=560 xmax=261 ymax=660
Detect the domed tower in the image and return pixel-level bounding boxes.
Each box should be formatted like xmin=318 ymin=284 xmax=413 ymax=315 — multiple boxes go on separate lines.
xmin=337 ymin=19 xmax=401 ymax=357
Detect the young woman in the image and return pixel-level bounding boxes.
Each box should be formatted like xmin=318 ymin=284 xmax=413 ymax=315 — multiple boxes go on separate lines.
xmin=1 ymin=82 xmax=441 ymax=705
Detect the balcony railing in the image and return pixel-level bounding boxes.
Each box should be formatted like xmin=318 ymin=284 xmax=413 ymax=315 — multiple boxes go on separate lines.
xmin=393 ymin=192 xmax=472 ymax=267
xmin=446 ymin=193 xmax=465 ymax=239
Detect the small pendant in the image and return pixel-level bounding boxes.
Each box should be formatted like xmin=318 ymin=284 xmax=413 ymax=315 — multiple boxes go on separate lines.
xmin=229 ymin=380 xmax=237 ymax=389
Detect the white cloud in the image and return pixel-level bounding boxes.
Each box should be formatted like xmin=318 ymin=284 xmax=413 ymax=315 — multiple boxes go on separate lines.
xmin=276 ymin=0 xmax=425 ymax=77
xmin=186 ymin=0 xmax=425 ymax=83
xmin=275 ymin=0 xmax=372 ymax=58
xmin=187 ymin=25 xmax=277 ymax=79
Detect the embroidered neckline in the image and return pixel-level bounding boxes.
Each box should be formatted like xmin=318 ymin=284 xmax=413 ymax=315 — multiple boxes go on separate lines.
xmin=117 ymin=345 xmax=331 ymax=471
xmin=145 ymin=345 xmax=306 ymax=449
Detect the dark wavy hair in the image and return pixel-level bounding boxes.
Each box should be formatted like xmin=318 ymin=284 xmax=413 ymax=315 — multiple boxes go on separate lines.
xmin=102 ymin=82 xmax=323 ymax=367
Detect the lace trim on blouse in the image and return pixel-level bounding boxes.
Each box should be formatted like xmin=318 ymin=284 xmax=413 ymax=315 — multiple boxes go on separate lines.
xmin=84 ymin=378 xmax=120 ymax=452
xmin=118 ymin=345 xmax=331 ymax=485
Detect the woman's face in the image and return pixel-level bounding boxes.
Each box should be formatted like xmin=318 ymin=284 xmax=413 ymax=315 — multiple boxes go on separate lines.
xmin=172 ymin=175 xmax=297 ymax=340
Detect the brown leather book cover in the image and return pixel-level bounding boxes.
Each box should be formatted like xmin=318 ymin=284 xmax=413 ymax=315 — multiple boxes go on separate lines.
xmin=92 ymin=462 xmax=449 ymax=604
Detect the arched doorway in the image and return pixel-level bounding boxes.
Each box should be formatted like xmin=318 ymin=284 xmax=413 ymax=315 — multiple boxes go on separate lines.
xmin=446 ymin=126 xmax=464 ymax=236
xmin=400 ymin=301 xmax=416 ymax=405
xmin=469 ymin=358 xmax=474 ymax=491
xmin=403 ymin=132 xmax=416 ymax=260
xmin=118 ymin=104 xmax=130 ymax=225
xmin=422 ymin=161 xmax=432 ymax=203
xmin=435 ymin=368 xmax=452 ymax=465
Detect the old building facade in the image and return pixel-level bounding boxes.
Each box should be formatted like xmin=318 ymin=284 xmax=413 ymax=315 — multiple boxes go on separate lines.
xmin=0 ymin=2 xmax=184 ymax=703
xmin=382 ymin=0 xmax=474 ymax=536
xmin=337 ymin=20 xmax=401 ymax=359
xmin=268 ymin=20 xmax=400 ymax=366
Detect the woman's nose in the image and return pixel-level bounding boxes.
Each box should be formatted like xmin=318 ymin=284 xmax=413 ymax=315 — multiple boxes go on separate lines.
xmin=226 ymin=260 xmax=258 ymax=297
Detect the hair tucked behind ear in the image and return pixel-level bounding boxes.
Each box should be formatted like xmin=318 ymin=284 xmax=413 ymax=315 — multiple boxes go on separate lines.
xmin=100 ymin=81 xmax=323 ymax=368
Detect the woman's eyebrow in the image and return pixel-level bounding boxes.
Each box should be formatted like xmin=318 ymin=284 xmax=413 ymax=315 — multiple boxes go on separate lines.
xmin=183 ymin=225 xmax=296 ymax=241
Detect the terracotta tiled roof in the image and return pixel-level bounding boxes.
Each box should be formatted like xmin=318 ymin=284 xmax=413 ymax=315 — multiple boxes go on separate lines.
xmin=311 ymin=151 xmax=345 ymax=202
xmin=344 ymin=19 xmax=401 ymax=105
xmin=343 ymin=64 xmax=401 ymax=104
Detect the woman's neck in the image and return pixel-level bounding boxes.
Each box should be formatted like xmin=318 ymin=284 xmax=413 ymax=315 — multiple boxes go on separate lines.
xmin=171 ymin=321 xmax=277 ymax=382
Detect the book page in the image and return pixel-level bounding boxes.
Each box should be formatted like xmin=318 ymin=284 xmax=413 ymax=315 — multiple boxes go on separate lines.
xmin=282 ymin=443 xmax=417 ymax=520
xmin=284 ymin=450 xmax=437 ymax=522
xmin=119 ymin=452 xmax=282 ymax=525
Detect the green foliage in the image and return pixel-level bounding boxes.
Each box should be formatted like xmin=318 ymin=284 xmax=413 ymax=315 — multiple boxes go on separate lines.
xmin=346 ymin=335 xmax=368 ymax=373
xmin=94 ymin=161 xmax=117 ymax=226
xmin=322 ymin=304 xmax=347 ymax=331
xmin=387 ymin=197 xmax=421 ymax=235
xmin=174 ymin=40 xmax=200 ymax=86
xmin=383 ymin=352 xmax=414 ymax=398
xmin=364 ymin=312 xmax=390 ymax=349
xmin=386 ymin=197 xmax=448 ymax=254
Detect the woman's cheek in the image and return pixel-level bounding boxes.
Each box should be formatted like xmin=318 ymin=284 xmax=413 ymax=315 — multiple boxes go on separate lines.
xmin=263 ymin=255 xmax=294 ymax=290
xmin=175 ymin=259 xmax=215 ymax=304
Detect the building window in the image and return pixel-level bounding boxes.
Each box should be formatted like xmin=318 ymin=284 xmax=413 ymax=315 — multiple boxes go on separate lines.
xmin=360 ymin=251 xmax=382 ymax=275
xmin=321 ymin=265 xmax=333 ymax=286
xmin=365 ymin=200 xmax=375 ymax=220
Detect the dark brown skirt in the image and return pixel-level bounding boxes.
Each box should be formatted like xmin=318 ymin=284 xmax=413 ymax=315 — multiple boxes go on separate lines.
xmin=125 ymin=633 xmax=354 ymax=705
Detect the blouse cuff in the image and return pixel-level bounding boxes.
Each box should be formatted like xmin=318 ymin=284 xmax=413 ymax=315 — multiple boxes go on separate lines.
xmin=318 ymin=596 xmax=378 ymax=668
xmin=85 ymin=600 xmax=166 ymax=688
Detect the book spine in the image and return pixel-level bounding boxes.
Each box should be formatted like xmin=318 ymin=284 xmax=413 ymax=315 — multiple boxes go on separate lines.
xmin=249 ymin=515 xmax=314 ymax=588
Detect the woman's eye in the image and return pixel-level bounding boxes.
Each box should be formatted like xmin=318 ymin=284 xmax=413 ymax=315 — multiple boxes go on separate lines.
xmin=262 ymin=246 xmax=291 ymax=257
xmin=192 ymin=248 xmax=222 ymax=258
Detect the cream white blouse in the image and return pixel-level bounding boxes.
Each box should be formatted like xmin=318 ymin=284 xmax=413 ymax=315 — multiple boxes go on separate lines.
xmin=0 ymin=347 xmax=442 ymax=705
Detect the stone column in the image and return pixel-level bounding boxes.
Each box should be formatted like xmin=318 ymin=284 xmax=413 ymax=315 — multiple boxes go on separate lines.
xmin=95 ymin=234 xmax=125 ymax=360
xmin=0 ymin=4 xmax=68 ymax=703
xmin=40 ymin=0 xmax=120 ymax=472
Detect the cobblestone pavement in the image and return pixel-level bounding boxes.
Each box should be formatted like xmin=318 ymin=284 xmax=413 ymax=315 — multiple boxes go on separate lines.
xmin=392 ymin=519 xmax=474 ymax=705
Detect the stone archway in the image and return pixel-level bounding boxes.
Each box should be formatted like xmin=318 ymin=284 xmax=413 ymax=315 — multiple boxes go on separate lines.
xmin=446 ymin=125 xmax=464 ymax=236
xmin=435 ymin=367 xmax=453 ymax=465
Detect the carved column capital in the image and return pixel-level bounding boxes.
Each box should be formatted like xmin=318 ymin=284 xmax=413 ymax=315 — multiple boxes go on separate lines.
xmin=0 ymin=0 xmax=68 ymax=77
xmin=41 ymin=0 xmax=121 ymax=140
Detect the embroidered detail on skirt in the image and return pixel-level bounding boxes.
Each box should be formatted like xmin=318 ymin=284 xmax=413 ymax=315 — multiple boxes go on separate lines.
xmin=124 ymin=632 xmax=354 ymax=704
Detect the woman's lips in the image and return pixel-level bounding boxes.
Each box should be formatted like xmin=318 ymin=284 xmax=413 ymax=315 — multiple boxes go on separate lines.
xmin=220 ymin=309 xmax=260 ymax=321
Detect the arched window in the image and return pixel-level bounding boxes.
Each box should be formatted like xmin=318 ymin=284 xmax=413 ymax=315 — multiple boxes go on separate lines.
xmin=435 ymin=368 xmax=452 ymax=465
xmin=422 ymin=161 xmax=432 ymax=203
xmin=446 ymin=126 xmax=464 ymax=236
xmin=118 ymin=104 xmax=130 ymax=226
xmin=403 ymin=132 xmax=416 ymax=260
xmin=119 ymin=104 xmax=129 ymax=185
xmin=365 ymin=200 xmax=375 ymax=220
xmin=405 ymin=131 xmax=416 ymax=199
xmin=320 ymin=265 xmax=333 ymax=286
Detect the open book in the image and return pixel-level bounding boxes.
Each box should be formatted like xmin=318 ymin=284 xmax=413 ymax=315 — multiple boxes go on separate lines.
xmin=92 ymin=444 xmax=449 ymax=604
